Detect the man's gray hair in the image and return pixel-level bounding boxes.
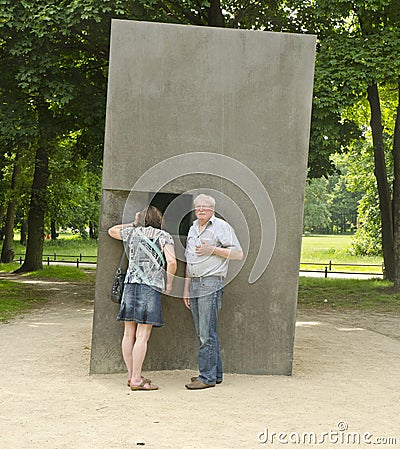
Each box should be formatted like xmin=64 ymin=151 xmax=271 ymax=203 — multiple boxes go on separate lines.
xmin=194 ymin=194 xmax=216 ymax=208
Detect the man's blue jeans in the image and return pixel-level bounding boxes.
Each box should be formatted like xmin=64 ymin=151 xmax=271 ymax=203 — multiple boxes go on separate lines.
xmin=189 ymin=276 xmax=224 ymax=385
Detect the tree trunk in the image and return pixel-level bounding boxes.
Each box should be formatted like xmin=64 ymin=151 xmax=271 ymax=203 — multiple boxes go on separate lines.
xmin=0 ymin=154 xmax=20 ymax=263
xmin=16 ymin=105 xmax=52 ymax=273
xmin=89 ymin=221 xmax=98 ymax=239
xmin=367 ymin=83 xmax=395 ymax=281
xmin=50 ymin=219 xmax=58 ymax=240
xmin=207 ymin=0 xmax=225 ymax=27
xmin=0 ymin=205 xmax=5 ymax=241
xmin=1 ymin=201 xmax=17 ymax=263
xmin=393 ymin=77 xmax=400 ymax=288
xmin=0 ymin=168 xmax=5 ymax=241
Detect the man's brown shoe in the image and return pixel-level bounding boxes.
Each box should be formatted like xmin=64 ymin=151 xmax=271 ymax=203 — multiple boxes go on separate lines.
xmin=191 ymin=376 xmax=222 ymax=384
xmin=185 ymin=380 xmax=215 ymax=390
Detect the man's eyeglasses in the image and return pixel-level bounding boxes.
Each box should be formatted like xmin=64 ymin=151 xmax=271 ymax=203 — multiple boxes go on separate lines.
xmin=194 ymin=205 xmax=214 ymax=210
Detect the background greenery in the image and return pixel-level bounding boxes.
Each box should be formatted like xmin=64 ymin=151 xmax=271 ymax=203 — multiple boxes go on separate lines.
xmin=0 ymin=279 xmax=46 ymax=322
xmin=1 ymin=0 xmax=400 ymax=281
xmin=298 ymin=277 xmax=400 ymax=311
xmin=11 ymin=234 xmax=98 ymax=261
xmin=300 ymin=234 xmax=383 ymax=273
xmin=0 ymin=263 xmax=94 ymax=322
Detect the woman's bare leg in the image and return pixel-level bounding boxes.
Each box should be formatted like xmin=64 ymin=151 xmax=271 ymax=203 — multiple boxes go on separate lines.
xmin=121 ymin=322 xmax=137 ymax=383
xmin=130 ymin=324 xmax=154 ymax=388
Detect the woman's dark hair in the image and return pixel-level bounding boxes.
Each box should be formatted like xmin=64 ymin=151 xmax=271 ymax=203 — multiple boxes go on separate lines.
xmin=137 ymin=206 xmax=163 ymax=229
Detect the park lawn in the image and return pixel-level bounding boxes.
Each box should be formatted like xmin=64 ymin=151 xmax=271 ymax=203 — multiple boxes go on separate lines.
xmin=22 ymin=266 xmax=95 ymax=281
xmin=0 ymin=265 xmax=95 ymax=322
xmin=10 ymin=235 xmax=98 ymax=263
xmin=0 ymin=263 xmax=95 ymax=281
xmin=301 ymin=234 xmax=353 ymax=258
xmin=301 ymin=234 xmax=383 ymax=274
xmin=0 ymin=279 xmax=46 ymax=322
xmin=298 ymin=277 xmax=400 ymax=311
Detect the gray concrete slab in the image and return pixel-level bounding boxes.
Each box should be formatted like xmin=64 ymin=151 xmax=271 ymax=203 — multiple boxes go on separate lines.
xmin=91 ymin=20 xmax=316 ymax=375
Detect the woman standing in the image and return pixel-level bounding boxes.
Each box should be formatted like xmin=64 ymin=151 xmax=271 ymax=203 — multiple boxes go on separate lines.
xmin=108 ymin=206 xmax=177 ymax=391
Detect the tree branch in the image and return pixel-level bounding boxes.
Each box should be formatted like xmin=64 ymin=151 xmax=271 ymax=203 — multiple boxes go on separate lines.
xmin=157 ymin=0 xmax=204 ymax=26
xmin=229 ymin=0 xmax=253 ymax=28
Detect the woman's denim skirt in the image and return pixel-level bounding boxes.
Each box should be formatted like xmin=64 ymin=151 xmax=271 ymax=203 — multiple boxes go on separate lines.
xmin=117 ymin=282 xmax=163 ymax=327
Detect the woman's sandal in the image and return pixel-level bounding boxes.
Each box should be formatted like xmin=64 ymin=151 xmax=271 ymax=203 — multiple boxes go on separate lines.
xmin=130 ymin=379 xmax=159 ymax=391
xmin=127 ymin=377 xmax=152 ymax=387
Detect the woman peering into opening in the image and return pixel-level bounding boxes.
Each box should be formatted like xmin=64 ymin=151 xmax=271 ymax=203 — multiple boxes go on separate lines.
xmin=108 ymin=205 xmax=177 ymax=391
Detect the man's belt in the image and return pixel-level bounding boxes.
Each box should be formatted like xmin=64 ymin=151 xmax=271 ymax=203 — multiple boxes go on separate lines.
xmin=190 ymin=275 xmax=225 ymax=281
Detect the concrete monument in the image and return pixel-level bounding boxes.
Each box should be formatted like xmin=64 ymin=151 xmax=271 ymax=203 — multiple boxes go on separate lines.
xmin=90 ymin=19 xmax=316 ymax=375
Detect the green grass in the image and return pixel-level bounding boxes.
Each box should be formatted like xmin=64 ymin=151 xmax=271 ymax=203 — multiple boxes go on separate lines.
xmin=0 ymin=264 xmax=94 ymax=322
xmin=298 ymin=277 xmax=400 ymax=311
xmin=0 ymin=263 xmax=21 ymax=273
xmin=301 ymin=234 xmax=383 ymax=273
xmin=0 ymin=279 xmax=46 ymax=322
xmin=22 ymin=266 xmax=95 ymax=281
xmin=0 ymin=263 xmax=95 ymax=282
xmin=9 ymin=235 xmax=98 ymax=263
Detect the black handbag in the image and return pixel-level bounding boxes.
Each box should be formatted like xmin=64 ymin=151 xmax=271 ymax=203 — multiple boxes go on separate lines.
xmin=111 ymin=249 xmax=127 ymax=304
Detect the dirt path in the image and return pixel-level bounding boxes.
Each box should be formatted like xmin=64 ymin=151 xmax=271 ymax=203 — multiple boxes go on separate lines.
xmin=1 ymin=273 xmax=399 ymax=449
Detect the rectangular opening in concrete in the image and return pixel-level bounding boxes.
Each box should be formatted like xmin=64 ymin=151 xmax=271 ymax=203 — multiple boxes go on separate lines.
xmin=148 ymin=192 xmax=193 ymax=237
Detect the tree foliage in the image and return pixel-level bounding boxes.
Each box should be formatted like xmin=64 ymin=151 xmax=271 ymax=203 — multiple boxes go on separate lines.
xmin=298 ymin=0 xmax=400 ymax=283
xmin=303 ymin=177 xmax=332 ymax=233
xmin=0 ymin=0 xmax=118 ymax=270
xmin=303 ymin=157 xmax=361 ymax=235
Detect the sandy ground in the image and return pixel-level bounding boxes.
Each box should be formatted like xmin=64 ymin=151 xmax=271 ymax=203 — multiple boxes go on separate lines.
xmin=1 ymin=273 xmax=400 ymax=449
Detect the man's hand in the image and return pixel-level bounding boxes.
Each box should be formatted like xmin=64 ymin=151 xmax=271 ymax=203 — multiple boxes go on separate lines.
xmin=196 ymin=243 xmax=244 ymax=261
xmin=195 ymin=242 xmax=215 ymax=256
xmin=183 ymin=287 xmax=191 ymax=310
xmin=183 ymin=297 xmax=190 ymax=310
xmin=183 ymin=274 xmax=191 ymax=310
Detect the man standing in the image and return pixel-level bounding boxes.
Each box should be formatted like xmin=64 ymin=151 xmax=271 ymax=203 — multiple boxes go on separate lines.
xmin=183 ymin=194 xmax=243 ymax=390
